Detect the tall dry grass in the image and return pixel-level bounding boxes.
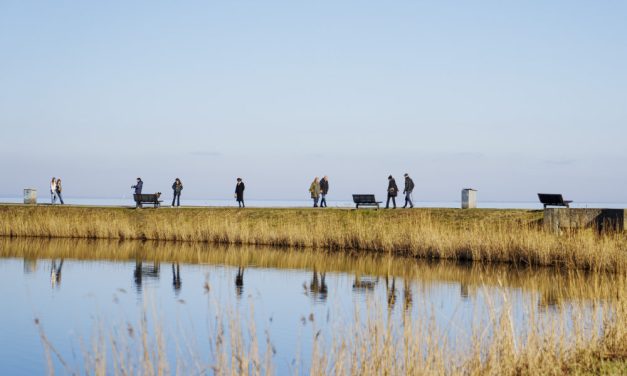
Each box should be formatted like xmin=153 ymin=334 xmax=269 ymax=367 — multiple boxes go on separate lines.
xmin=1 ymin=205 xmax=626 ymax=272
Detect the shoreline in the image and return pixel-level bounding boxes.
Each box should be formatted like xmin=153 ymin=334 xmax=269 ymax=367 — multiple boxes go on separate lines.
xmin=1 ymin=204 xmax=625 ymax=272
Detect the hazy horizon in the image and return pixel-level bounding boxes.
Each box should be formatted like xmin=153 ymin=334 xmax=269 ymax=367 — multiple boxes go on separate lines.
xmin=2 ymin=1 xmax=626 ymax=202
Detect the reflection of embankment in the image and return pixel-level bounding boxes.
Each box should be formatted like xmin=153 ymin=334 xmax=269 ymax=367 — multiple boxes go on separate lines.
xmin=1 ymin=205 xmax=626 ymax=272
xmin=1 ymin=237 xmax=621 ymax=305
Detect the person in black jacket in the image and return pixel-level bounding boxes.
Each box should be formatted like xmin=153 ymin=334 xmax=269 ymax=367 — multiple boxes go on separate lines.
xmin=235 ymin=178 xmax=245 ymax=208
xmin=171 ymin=178 xmax=183 ymax=207
xmin=403 ymin=173 xmax=415 ymax=208
xmin=132 ymin=178 xmax=143 ymax=194
xmin=319 ymin=176 xmax=329 ymax=208
xmin=386 ymin=175 xmax=398 ymax=209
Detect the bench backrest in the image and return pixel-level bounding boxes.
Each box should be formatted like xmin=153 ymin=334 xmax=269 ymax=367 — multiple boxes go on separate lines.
xmin=537 ymin=193 xmax=565 ymax=205
xmin=134 ymin=193 xmax=160 ymax=202
xmin=353 ymin=194 xmax=377 ymax=203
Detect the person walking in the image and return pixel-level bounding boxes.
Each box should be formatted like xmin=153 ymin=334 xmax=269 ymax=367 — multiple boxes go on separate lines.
xmin=56 ymin=178 xmax=65 ymax=205
xmin=132 ymin=177 xmax=143 ymax=195
xmin=171 ymin=178 xmax=183 ymax=207
xmin=309 ymin=177 xmax=321 ymax=207
xmin=402 ymin=173 xmax=414 ymax=208
xmin=386 ymin=175 xmax=398 ymax=209
xmin=50 ymin=177 xmax=58 ymax=204
xmin=319 ymin=176 xmax=329 ymax=208
xmin=235 ymin=178 xmax=245 ymax=208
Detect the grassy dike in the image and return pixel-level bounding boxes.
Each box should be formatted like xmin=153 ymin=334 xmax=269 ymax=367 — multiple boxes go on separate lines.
xmin=1 ymin=204 xmax=626 ymax=272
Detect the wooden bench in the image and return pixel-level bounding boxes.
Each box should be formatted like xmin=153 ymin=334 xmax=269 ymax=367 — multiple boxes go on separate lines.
xmin=133 ymin=193 xmax=162 ymax=208
xmin=538 ymin=193 xmax=572 ymax=209
xmin=352 ymin=194 xmax=382 ymax=209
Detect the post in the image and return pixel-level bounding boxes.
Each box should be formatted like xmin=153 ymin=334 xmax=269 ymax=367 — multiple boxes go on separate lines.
xmin=461 ymin=188 xmax=477 ymax=209
xmin=23 ymin=188 xmax=37 ymax=204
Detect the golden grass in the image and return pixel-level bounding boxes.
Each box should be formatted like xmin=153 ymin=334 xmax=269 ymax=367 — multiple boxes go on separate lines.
xmin=1 ymin=205 xmax=626 ymax=272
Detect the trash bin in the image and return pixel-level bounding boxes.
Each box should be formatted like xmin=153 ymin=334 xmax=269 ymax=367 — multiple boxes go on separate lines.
xmin=461 ymin=188 xmax=477 ymax=209
xmin=24 ymin=188 xmax=37 ymax=204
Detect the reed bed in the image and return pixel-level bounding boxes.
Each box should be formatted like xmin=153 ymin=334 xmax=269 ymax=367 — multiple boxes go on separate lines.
xmin=2 ymin=205 xmax=626 ymax=272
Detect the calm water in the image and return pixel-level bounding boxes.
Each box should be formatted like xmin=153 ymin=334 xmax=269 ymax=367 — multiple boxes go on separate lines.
xmin=0 ymin=238 xmax=615 ymax=375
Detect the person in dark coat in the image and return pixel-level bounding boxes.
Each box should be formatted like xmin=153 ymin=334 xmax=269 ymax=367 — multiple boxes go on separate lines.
xmin=319 ymin=176 xmax=329 ymax=208
xmin=132 ymin=178 xmax=143 ymax=194
xmin=386 ymin=175 xmax=398 ymax=209
xmin=403 ymin=173 xmax=415 ymax=208
xmin=235 ymin=178 xmax=245 ymax=208
xmin=171 ymin=178 xmax=183 ymax=207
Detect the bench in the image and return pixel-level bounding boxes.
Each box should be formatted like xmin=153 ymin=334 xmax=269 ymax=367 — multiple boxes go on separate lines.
xmin=538 ymin=193 xmax=572 ymax=209
xmin=352 ymin=194 xmax=382 ymax=209
xmin=133 ymin=193 xmax=162 ymax=208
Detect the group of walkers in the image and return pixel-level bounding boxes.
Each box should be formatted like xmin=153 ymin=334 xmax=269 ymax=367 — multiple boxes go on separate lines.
xmin=386 ymin=173 xmax=415 ymax=209
xmin=49 ymin=177 xmax=64 ymax=205
xmin=308 ymin=176 xmax=330 ymax=208
xmin=50 ymin=173 xmax=414 ymax=208
xmin=306 ymin=174 xmax=414 ymax=209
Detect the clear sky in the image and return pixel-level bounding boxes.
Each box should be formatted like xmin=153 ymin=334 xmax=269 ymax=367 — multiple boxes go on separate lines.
xmin=1 ymin=1 xmax=626 ymax=202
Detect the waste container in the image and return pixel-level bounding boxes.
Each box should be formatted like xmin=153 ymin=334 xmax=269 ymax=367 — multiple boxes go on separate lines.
xmin=24 ymin=188 xmax=37 ymax=204
xmin=461 ymin=188 xmax=477 ymax=209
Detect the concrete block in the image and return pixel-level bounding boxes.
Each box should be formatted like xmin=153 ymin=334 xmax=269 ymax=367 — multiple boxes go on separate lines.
xmin=544 ymin=208 xmax=626 ymax=232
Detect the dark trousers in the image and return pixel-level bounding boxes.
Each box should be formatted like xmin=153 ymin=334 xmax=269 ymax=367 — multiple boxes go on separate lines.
xmin=386 ymin=195 xmax=396 ymax=209
xmin=238 ymin=199 xmax=245 ymax=208
xmin=313 ymin=197 xmax=319 ymax=207
xmin=320 ymin=193 xmax=327 ymax=207
xmin=403 ymin=191 xmax=413 ymax=208
xmin=172 ymin=191 xmax=181 ymax=206
xmin=57 ymin=191 xmax=64 ymax=205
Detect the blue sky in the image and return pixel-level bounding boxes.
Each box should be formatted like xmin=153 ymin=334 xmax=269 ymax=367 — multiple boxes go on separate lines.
xmin=1 ymin=1 xmax=626 ymax=202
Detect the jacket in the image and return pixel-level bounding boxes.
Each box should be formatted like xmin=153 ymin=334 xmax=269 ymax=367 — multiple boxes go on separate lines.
xmin=133 ymin=180 xmax=143 ymax=195
xmin=320 ymin=178 xmax=329 ymax=195
xmin=309 ymin=181 xmax=320 ymax=198
xmin=387 ymin=178 xmax=398 ymax=197
xmin=172 ymin=182 xmax=183 ymax=193
xmin=56 ymin=181 xmax=62 ymax=193
xmin=235 ymin=182 xmax=245 ymax=201
xmin=403 ymin=177 xmax=414 ymax=193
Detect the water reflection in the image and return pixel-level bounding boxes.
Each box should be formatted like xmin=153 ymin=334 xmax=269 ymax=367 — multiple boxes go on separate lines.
xmin=2 ymin=237 xmax=621 ymax=309
xmin=50 ymin=259 xmax=63 ymax=288
xmin=23 ymin=258 xmax=37 ymax=274
xmin=308 ymin=268 xmax=328 ymax=303
xmin=1 ymin=237 xmax=623 ymax=376
xmin=133 ymin=260 xmax=160 ymax=294
xmin=235 ymin=266 xmax=244 ymax=298
xmin=172 ymin=263 xmax=182 ymax=295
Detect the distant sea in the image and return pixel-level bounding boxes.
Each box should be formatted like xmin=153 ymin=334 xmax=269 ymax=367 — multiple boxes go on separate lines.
xmin=1 ymin=196 xmax=625 ymax=209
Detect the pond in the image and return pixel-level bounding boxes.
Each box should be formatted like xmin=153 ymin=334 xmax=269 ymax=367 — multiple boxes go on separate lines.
xmin=0 ymin=238 xmax=616 ymax=375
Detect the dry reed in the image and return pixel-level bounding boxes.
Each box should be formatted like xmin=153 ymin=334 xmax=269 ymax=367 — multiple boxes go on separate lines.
xmin=37 ymin=276 xmax=627 ymax=375
xmin=1 ymin=205 xmax=626 ymax=272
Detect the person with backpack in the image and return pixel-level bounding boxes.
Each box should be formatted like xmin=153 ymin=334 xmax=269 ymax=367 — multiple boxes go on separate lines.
xmin=403 ymin=173 xmax=414 ymax=208
xmin=171 ymin=178 xmax=183 ymax=207
xmin=235 ymin=178 xmax=245 ymax=208
xmin=309 ymin=177 xmax=321 ymax=207
xmin=386 ymin=175 xmax=398 ymax=209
